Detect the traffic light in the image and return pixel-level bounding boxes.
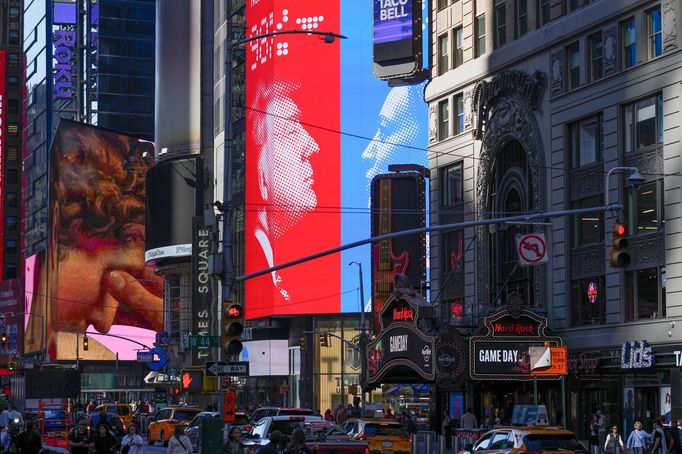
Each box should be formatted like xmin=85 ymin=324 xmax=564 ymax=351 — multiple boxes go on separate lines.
xmin=300 ymin=336 xmax=307 ymax=352
xmin=180 ymin=369 xmax=204 ymax=392
xmin=83 ymin=335 xmax=89 ymax=351
xmin=609 ymin=222 xmax=631 ymax=268
xmin=222 ymin=301 xmax=244 ymax=357
xmin=320 ymin=332 xmax=329 ymax=348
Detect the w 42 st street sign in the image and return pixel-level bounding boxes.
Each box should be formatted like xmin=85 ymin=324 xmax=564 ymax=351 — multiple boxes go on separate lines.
xmin=205 ymin=361 xmax=249 ymax=377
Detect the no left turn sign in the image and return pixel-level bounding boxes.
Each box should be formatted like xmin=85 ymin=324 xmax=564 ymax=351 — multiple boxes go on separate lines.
xmin=516 ymin=233 xmax=548 ymax=266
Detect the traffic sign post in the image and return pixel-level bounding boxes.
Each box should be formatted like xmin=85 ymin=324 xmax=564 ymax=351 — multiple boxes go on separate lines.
xmin=224 ymin=390 xmax=236 ymax=423
xmin=187 ymin=335 xmax=220 ymax=348
xmin=205 ymin=361 xmax=249 ymax=377
xmin=516 ymin=233 xmax=548 ymax=266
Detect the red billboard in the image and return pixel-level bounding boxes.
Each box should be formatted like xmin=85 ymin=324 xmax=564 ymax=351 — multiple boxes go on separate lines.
xmin=24 ymin=121 xmax=161 ymax=360
xmin=245 ymin=0 xmax=341 ymax=318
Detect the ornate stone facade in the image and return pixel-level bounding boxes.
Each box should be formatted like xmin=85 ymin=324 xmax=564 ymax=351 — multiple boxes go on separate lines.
xmin=473 ymin=70 xmax=547 ymax=310
xmin=663 ymin=0 xmax=678 ymax=52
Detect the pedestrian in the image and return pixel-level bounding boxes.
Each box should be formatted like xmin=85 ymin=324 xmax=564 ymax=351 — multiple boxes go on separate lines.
xmin=324 ymin=409 xmax=334 ymax=422
xmin=385 ymin=407 xmax=395 ymax=420
xmin=221 ymin=426 xmax=244 ymax=454
xmin=670 ymin=420 xmax=681 ymax=454
xmin=442 ymin=410 xmax=452 ymax=449
xmin=279 ymin=434 xmax=291 ymax=453
xmin=68 ymin=420 xmax=93 ymax=454
xmin=287 ymin=428 xmax=310 ymax=454
xmin=15 ymin=420 xmax=42 ymax=454
xmin=604 ymin=425 xmax=624 ymax=454
xmin=627 ymin=421 xmax=650 ymax=454
xmin=121 ymin=425 xmax=143 ymax=454
xmin=258 ymin=430 xmax=281 ymax=454
xmin=650 ymin=420 xmax=667 ymax=454
xmin=597 ymin=411 xmax=607 ymax=450
xmin=401 ymin=412 xmax=416 ymax=435
xmin=91 ymin=423 xmax=118 ymax=454
xmin=461 ymin=408 xmax=478 ymax=430
xmin=590 ymin=414 xmax=601 ymax=454
xmin=166 ymin=424 xmax=191 ymax=454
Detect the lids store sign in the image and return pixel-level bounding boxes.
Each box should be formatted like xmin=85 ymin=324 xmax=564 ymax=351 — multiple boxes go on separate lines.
xmin=621 ymin=340 xmax=654 ymax=369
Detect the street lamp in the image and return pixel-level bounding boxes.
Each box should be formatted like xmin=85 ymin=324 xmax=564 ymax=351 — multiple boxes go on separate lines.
xmin=605 ymin=166 xmax=645 ymax=207
xmin=348 ymin=261 xmax=368 ymax=412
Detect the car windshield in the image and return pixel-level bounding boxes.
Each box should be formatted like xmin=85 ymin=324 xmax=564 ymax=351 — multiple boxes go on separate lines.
xmin=234 ymin=415 xmax=250 ymax=425
xmin=174 ymin=411 xmax=200 ymax=421
xmin=115 ymin=407 xmax=130 ymax=416
xmin=364 ymin=424 xmax=406 ymax=437
xmin=523 ymin=434 xmax=587 ymax=451
xmin=269 ymin=420 xmax=305 ymax=436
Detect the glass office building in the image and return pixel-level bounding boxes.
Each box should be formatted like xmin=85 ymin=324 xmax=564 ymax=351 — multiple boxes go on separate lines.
xmin=23 ymin=0 xmax=154 ymax=257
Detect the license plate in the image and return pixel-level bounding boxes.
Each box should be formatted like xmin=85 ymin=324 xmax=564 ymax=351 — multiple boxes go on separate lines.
xmin=382 ymin=441 xmax=393 ymax=447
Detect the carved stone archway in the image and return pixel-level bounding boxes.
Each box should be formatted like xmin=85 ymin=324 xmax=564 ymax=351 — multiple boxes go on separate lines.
xmin=472 ymin=70 xmax=547 ymax=310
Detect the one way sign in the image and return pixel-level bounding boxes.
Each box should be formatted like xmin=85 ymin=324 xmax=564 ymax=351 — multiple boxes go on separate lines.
xmin=205 ymin=361 xmax=250 ymax=377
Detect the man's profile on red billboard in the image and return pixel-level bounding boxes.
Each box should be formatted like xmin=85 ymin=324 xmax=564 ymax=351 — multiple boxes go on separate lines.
xmin=252 ymin=79 xmax=320 ymax=302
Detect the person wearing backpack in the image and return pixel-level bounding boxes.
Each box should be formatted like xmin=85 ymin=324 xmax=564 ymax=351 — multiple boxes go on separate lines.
xmin=604 ymin=425 xmax=624 ymax=454
xmin=120 ymin=424 xmax=143 ymax=454
xmin=167 ymin=425 xmax=192 ymax=454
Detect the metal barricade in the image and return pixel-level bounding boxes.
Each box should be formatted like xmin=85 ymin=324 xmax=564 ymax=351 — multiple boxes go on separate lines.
xmin=452 ymin=428 xmax=487 ymax=454
xmin=413 ymin=430 xmax=438 ymax=454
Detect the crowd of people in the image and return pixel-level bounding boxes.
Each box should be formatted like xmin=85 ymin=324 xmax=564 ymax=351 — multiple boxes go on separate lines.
xmin=590 ymin=414 xmax=682 ymax=454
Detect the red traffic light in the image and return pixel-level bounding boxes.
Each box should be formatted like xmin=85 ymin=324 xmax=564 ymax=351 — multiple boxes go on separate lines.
xmin=614 ymin=223 xmax=627 ymax=236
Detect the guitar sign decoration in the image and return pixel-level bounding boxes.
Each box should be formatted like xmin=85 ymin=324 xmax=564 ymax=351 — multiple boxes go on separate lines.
xmin=370 ymin=172 xmax=426 ymax=333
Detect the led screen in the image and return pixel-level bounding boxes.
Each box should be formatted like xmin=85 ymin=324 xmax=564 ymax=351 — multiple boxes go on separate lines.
xmin=24 ymin=121 xmax=160 ymax=360
xmin=244 ymin=1 xmax=428 ymax=318
xmin=373 ymin=0 xmax=413 ymax=44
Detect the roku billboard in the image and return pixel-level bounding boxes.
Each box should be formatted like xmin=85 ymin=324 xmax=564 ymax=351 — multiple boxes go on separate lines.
xmin=245 ymin=0 xmax=427 ymax=318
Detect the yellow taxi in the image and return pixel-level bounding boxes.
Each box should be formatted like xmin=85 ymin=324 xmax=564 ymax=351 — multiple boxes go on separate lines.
xmin=463 ymin=426 xmax=588 ymax=454
xmin=94 ymin=404 xmax=133 ymax=427
xmin=341 ymin=418 xmax=411 ymax=454
xmin=147 ymin=406 xmax=202 ymax=446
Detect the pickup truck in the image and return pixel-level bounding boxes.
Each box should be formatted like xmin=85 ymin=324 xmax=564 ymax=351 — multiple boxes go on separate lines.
xmin=242 ymin=416 xmax=369 ymax=454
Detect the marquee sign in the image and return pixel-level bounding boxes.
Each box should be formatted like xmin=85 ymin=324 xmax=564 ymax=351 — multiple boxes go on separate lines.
xmin=366 ymin=287 xmax=436 ymax=385
xmin=469 ymin=308 xmax=562 ymax=381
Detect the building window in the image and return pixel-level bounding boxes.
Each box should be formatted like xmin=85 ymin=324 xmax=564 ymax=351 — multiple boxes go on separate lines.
xmin=516 ymin=0 xmax=528 ymax=37
xmin=624 ymin=94 xmax=663 ymax=153
xmin=438 ymin=100 xmax=450 ymax=140
xmin=6 ymin=170 xmax=17 ymax=185
xmin=571 ymin=196 xmax=603 ymax=247
xmin=626 ymin=180 xmax=664 ymax=234
xmin=448 ymin=298 xmax=465 ymax=326
xmin=7 ymin=124 xmax=18 ymax=136
xmin=647 ymin=6 xmax=662 ymax=59
xmin=569 ymin=114 xmax=602 ymax=168
xmin=9 ymin=30 xmax=19 ymax=45
xmin=438 ymin=0 xmax=449 ymax=10
xmin=537 ymin=0 xmax=550 ymax=27
xmin=587 ymin=32 xmax=603 ymax=82
xmin=438 ymin=33 xmax=449 ymax=75
xmin=7 ymin=99 xmax=18 ymax=114
xmin=565 ymin=42 xmax=580 ymax=90
xmin=5 ymin=240 xmax=16 ymax=255
xmin=4 ymin=264 xmax=16 ymax=279
xmin=441 ymin=162 xmax=463 ymax=207
xmin=495 ymin=4 xmax=506 ymax=48
xmin=9 ymin=7 xmax=19 ymax=18
xmin=454 ymin=93 xmax=464 ymax=135
xmin=7 ymin=54 xmax=18 ymax=68
xmin=622 ymin=17 xmax=636 ymax=69
xmin=5 ymin=217 xmax=17 ymax=232
xmin=475 ymin=15 xmax=486 ymax=57
xmin=568 ymin=0 xmax=580 ymax=11
xmin=626 ymin=266 xmax=666 ymax=320
xmin=6 ymin=193 xmax=17 ymax=207
xmin=453 ymin=27 xmax=463 ymax=68
xmin=7 ymin=147 xmax=17 ymax=162
xmin=571 ymin=276 xmax=605 ymax=326
xmin=442 ymin=229 xmax=464 ymax=273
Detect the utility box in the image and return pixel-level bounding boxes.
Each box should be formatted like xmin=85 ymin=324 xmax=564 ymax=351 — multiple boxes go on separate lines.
xmin=199 ymin=416 xmax=223 ymax=454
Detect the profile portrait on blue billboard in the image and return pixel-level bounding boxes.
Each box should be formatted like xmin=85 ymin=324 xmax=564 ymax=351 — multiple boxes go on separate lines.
xmin=361 ymin=83 xmax=426 ymax=201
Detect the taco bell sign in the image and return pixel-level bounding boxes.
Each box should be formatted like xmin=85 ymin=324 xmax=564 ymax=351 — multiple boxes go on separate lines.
xmin=53 ymin=29 xmax=76 ymax=99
